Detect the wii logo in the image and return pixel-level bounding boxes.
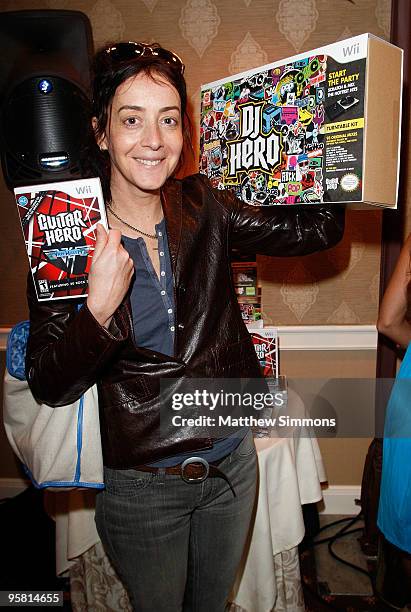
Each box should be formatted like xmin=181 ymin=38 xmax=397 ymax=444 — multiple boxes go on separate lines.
xmin=75 ymin=185 xmax=92 ymax=195
xmin=342 ymin=42 xmax=360 ymax=58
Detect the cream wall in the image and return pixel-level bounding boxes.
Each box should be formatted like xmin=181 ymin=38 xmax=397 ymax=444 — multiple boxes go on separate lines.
xmin=0 ymin=0 xmax=397 ymax=486
xmin=281 ymin=349 xmax=376 ymax=485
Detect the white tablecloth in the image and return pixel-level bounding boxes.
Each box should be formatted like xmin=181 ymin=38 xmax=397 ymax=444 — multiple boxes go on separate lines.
xmin=230 ymin=433 xmax=326 ymax=612
xmin=47 ymin=390 xmax=326 ymax=611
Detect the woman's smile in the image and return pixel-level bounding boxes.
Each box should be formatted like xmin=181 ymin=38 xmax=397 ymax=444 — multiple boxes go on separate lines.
xmin=133 ymin=157 xmax=164 ymax=166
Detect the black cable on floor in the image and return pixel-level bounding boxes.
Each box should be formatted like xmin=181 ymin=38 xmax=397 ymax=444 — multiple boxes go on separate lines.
xmin=327 ymin=525 xmax=374 ymax=582
xmin=300 ymin=512 xmax=378 ymax=610
xmin=313 ymin=513 xmax=375 ymax=581
xmin=313 ymin=527 xmax=363 ymax=546
xmin=316 ymin=513 xmax=362 ymax=534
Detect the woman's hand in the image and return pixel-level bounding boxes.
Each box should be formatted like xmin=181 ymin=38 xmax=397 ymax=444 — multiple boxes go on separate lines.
xmin=87 ymin=224 xmax=134 ymax=328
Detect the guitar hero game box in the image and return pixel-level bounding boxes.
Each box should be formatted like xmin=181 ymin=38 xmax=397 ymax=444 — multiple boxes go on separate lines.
xmin=200 ymin=34 xmax=403 ymax=208
xmin=248 ymin=327 xmax=279 ymax=378
xmin=14 ymin=177 xmax=108 ymax=301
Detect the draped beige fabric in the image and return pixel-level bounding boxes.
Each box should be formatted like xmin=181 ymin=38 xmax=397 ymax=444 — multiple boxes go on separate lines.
xmin=69 ymin=541 xmax=304 ymax=611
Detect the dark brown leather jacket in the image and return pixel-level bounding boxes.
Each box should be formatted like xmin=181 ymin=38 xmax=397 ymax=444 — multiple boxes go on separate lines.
xmin=26 ymin=174 xmax=344 ymax=468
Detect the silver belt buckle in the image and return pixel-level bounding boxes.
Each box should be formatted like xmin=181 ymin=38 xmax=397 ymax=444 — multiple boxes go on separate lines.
xmin=181 ymin=457 xmax=209 ymax=483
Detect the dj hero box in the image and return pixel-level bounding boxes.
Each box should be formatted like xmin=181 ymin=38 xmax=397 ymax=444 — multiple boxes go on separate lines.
xmin=14 ymin=177 xmax=108 ymax=301
xmin=200 ymin=34 xmax=403 ymax=208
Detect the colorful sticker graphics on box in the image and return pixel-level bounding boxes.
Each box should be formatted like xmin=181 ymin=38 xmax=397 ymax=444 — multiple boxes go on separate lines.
xmin=200 ymin=52 xmax=365 ymax=204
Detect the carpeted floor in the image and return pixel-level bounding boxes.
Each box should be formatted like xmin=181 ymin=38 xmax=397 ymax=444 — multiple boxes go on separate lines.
xmin=300 ymin=514 xmax=409 ymax=612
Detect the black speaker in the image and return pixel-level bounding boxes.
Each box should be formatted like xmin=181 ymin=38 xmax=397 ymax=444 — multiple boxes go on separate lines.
xmin=0 ymin=10 xmax=93 ymax=189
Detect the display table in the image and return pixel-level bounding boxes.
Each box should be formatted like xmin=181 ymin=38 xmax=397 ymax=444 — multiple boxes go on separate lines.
xmin=229 ymin=433 xmax=326 ymax=612
xmin=48 ymin=390 xmax=326 ymax=612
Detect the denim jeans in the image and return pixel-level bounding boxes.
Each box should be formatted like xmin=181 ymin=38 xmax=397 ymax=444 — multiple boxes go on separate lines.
xmin=95 ymin=429 xmax=257 ymax=612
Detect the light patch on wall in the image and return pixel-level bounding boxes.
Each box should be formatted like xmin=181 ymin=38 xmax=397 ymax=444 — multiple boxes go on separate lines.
xmin=243 ymin=0 xmax=253 ymax=6
xmin=179 ymin=0 xmax=221 ymax=58
xmin=90 ymin=0 xmax=125 ymax=48
xmin=375 ymin=0 xmax=391 ymax=39
xmin=190 ymin=86 xmax=201 ymax=143
xmin=280 ymin=262 xmax=319 ymax=321
xmin=327 ymin=301 xmax=360 ymax=324
xmin=344 ymin=235 xmax=366 ymax=279
xmin=327 ymin=226 xmax=365 ymax=281
xmin=369 ymin=272 xmax=380 ymax=305
xmin=276 ymin=0 xmax=319 ymax=53
xmin=191 ymin=86 xmax=201 ymax=113
xmin=337 ymin=27 xmax=353 ymax=42
xmin=45 ymin=0 xmax=69 ymax=7
xmin=229 ymin=32 xmax=268 ymax=75
xmin=141 ymin=0 xmax=159 ymax=12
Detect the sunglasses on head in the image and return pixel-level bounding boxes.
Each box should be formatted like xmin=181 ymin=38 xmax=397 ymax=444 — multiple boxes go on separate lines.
xmin=105 ymin=42 xmax=185 ymax=74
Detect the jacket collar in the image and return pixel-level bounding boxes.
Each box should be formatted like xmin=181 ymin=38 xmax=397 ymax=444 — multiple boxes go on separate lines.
xmin=161 ymin=178 xmax=182 ymax=268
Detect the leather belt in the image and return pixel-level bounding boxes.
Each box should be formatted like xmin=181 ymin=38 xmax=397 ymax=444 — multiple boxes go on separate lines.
xmin=134 ymin=455 xmax=235 ymax=494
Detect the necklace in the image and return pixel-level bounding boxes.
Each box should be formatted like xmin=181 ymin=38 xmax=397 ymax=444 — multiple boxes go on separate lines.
xmin=106 ymin=203 xmax=157 ymax=239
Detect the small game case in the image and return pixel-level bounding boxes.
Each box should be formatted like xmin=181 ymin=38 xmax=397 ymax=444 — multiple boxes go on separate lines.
xmin=14 ymin=177 xmax=108 ymax=301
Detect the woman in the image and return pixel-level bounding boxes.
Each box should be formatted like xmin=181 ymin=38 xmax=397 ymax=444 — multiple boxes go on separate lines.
xmin=377 ymin=234 xmax=411 ymax=608
xmin=26 ymin=42 xmax=344 ymax=611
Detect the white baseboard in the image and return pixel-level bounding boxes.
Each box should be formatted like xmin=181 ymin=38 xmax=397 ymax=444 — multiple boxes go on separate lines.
xmin=0 ymin=477 xmax=29 ymax=501
xmin=278 ymin=325 xmax=377 ymax=350
xmin=319 ymin=485 xmax=362 ymax=515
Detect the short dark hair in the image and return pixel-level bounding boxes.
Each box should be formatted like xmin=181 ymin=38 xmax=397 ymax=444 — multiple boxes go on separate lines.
xmin=86 ymin=43 xmax=193 ymax=201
